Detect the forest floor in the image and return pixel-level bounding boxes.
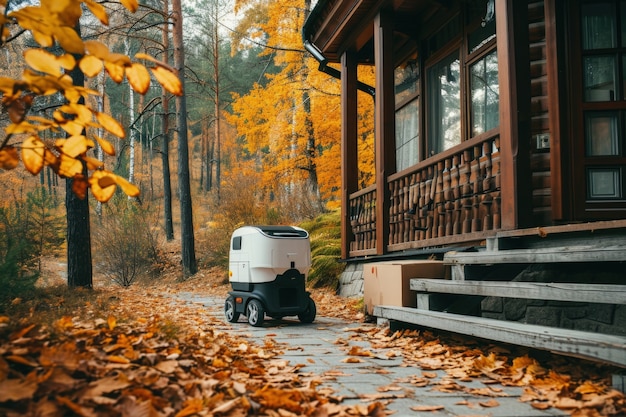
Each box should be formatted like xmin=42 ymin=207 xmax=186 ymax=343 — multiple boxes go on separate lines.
xmin=0 ymin=255 xmax=625 ymax=416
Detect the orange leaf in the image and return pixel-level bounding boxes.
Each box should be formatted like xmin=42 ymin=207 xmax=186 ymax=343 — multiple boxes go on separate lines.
xmin=96 ymin=112 xmax=125 ymax=138
xmin=79 ymin=55 xmax=103 ymax=77
xmin=5 ymin=355 xmax=38 ymax=367
xmin=176 ymin=398 xmax=204 ymax=417
xmin=479 ymin=399 xmax=500 ymax=408
xmin=104 ymin=61 xmax=125 ymax=83
xmin=56 ymin=395 xmax=94 ymax=416
xmin=0 ymin=146 xmax=19 ymax=170
xmin=151 ymin=66 xmax=183 ymax=96
xmin=53 ymin=26 xmax=84 ymax=54
xmin=83 ymin=0 xmax=109 ymax=25
xmin=84 ymin=40 xmax=110 ymax=60
xmin=60 ymin=135 xmax=91 ymax=158
xmin=107 ymin=355 xmax=130 ymax=364
xmin=107 ymin=315 xmax=116 ymax=330
xmin=95 ymin=136 xmax=115 ymax=156
xmin=56 ymin=53 xmax=76 ymax=71
xmin=410 ymin=405 xmax=445 ymax=412
xmin=24 ymin=49 xmax=61 ymax=76
xmin=126 ymin=63 xmax=150 ymax=94
xmin=21 ymin=136 xmax=45 ymax=175
xmin=83 ymin=156 xmax=104 ymax=170
xmin=120 ymin=0 xmax=139 ymax=12
xmin=113 ymin=173 xmax=140 ymax=197
xmin=57 ymin=154 xmax=83 ymax=178
xmin=89 ymin=171 xmax=116 ymax=203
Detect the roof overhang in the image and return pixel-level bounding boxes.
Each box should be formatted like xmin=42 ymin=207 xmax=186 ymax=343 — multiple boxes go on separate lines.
xmin=303 ymin=0 xmax=453 ymax=64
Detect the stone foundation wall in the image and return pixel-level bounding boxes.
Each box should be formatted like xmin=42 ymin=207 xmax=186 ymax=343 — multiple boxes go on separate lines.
xmin=480 ymin=263 xmax=626 ymax=336
xmin=338 ymin=263 xmax=363 ymax=298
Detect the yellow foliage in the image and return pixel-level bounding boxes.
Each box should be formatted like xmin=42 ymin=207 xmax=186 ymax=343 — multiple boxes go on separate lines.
xmin=0 ymin=0 xmax=182 ymax=202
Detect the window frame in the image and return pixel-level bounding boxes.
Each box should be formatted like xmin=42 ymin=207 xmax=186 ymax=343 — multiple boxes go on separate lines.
xmin=420 ymin=8 xmax=498 ymax=160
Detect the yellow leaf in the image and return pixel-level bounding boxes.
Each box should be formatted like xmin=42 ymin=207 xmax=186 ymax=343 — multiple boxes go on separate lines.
xmin=24 ymin=49 xmax=61 ymax=76
xmin=0 ymin=146 xmax=19 ymax=170
xmin=53 ymin=26 xmax=84 ymax=54
xmin=32 ymin=30 xmax=54 ymax=48
xmin=21 ymin=136 xmax=45 ymax=175
xmin=107 ymin=315 xmax=116 ymax=330
xmin=56 ymin=53 xmax=76 ymax=71
xmin=89 ymin=171 xmax=116 ymax=202
xmin=83 ymin=156 xmax=104 ymax=170
xmin=151 ymin=66 xmax=183 ymax=96
xmin=96 ymin=112 xmax=125 ymax=138
xmin=113 ymin=173 xmax=140 ymax=197
xmin=104 ymin=61 xmax=125 ymax=83
xmin=120 ymin=0 xmax=139 ymax=13
xmin=95 ymin=136 xmax=115 ymax=156
xmin=126 ymin=63 xmax=150 ymax=94
xmin=56 ymin=154 xmax=83 ymax=178
xmin=60 ymin=135 xmax=91 ymax=158
xmin=84 ymin=40 xmax=110 ymax=60
xmin=84 ymin=0 xmax=109 ymax=25
xmin=79 ymin=55 xmax=103 ymax=77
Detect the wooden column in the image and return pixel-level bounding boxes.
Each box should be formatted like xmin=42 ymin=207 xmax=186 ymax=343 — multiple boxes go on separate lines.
xmin=496 ymin=0 xmax=532 ymax=230
xmin=374 ymin=10 xmax=396 ymax=254
xmin=341 ymin=50 xmax=359 ymax=260
xmin=545 ymin=0 xmax=564 ymax=220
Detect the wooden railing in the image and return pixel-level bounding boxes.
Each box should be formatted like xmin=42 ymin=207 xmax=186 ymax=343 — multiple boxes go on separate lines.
xmin=348 ymin=133 xmax=501 ymax=257
xmin=349 ymin=185 xmax=377 ymax=253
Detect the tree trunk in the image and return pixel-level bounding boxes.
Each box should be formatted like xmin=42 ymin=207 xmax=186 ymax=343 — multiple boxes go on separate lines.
xmin=172 ymin=0 xmax=197 ymax=276
xmin=162 ymin=0 xmax=174 ymax=241
xmin=66 ymin=22 xmax=93 ymax=288
xmin=213 ymin=2 xmax=221 ymax=202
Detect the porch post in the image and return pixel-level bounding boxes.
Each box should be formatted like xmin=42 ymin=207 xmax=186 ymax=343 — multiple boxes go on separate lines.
xmin=496 ymin=0 xmax=532 ymax=230
xmin=374 ymin=10 xmax=396 ymax=254
xmin=341 ymin=50 xmax=358 ymax=259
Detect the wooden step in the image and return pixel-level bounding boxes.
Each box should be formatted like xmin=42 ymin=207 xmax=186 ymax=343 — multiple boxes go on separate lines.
xmin=445 ymin=244 xmax=626 ymax=265
xmin=373 ymin=305 xmax=626 ymax=367
xmin=410 ymin=279 xmax=626 ymax=305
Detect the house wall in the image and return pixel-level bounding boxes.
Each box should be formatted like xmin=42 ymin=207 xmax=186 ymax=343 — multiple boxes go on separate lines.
xmin=529 ymin=0 xmax=553 ymax=225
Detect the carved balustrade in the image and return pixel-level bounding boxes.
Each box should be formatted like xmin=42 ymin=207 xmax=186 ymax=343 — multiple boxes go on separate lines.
xmin=348 ymin=134 xmax=501 ymax=257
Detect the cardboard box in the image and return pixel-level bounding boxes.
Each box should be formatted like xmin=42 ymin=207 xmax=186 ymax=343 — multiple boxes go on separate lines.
xmin=363 ymin=260 xmax=447 ymax=315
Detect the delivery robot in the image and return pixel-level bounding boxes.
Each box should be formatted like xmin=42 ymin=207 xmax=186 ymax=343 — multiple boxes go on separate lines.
xmin=225 ymin=225 xmax=316 ymax=327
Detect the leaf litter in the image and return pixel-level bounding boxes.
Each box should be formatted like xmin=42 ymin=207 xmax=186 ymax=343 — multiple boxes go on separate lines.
xmin=0 ymin=273 xmax=624 ymax=416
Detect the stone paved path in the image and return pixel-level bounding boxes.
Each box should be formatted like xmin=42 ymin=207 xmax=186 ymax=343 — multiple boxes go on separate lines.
xmin=180 ymin=292 xmax=568 ymax=417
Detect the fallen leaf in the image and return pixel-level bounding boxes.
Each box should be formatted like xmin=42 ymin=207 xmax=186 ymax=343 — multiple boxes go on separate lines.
xmin=410 ymin=404 xmax=445 ymax=411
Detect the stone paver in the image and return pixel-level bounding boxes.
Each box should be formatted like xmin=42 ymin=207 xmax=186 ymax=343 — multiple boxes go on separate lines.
xmin=181 ymin=292 xmax=568 ymax=417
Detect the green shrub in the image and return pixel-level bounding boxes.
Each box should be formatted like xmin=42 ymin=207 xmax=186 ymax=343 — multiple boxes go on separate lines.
xmin=300 ymin=209 xmax=345 ymax=288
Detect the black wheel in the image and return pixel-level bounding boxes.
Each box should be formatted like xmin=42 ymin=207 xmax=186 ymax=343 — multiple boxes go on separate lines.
xmin=298 ymin=298 xmax=316 ymax=323
xmin=246 ymin=299 xmax=265 ymax=327
xmin=224 ymin=296 xmax=240 ymax=323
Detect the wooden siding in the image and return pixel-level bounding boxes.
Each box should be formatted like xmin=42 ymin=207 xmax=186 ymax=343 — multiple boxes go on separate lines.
xmin=529 ymin=1 xmax=552 ymax=225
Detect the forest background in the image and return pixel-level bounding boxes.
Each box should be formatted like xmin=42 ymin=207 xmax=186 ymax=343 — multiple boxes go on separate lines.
xmin=0 ymin=0 xmax=377 ymax=296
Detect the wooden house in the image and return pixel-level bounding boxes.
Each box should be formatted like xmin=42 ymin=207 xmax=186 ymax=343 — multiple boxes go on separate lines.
xmin=303 ymin=0 xmax=626 ymax=367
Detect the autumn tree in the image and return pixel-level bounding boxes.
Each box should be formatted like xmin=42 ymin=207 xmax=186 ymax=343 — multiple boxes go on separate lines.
xmin=0 ymin=0 xmax=182 ymax=286
xmin=228 ymin=0 xmax=346 ymax=218
xmin=172 ymin=0 xmax=197 ymax=276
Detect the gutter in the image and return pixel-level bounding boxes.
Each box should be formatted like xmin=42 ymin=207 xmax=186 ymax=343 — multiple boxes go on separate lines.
xmin=302 ymin=10 xmax=375 ymax=97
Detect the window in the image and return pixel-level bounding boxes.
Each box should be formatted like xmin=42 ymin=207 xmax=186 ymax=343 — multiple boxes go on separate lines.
xmin=424 ymin=7 xmax=497 ymax=158
xmin=395 ymin=55 xmax=420 ymax=171
xmin=427 ymin=52 xmax=461 ymax=155
xmin=470 ymin=50 xmax=499 ymax=136
xmin=575 ymin=0 xmax=626 ymax=206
